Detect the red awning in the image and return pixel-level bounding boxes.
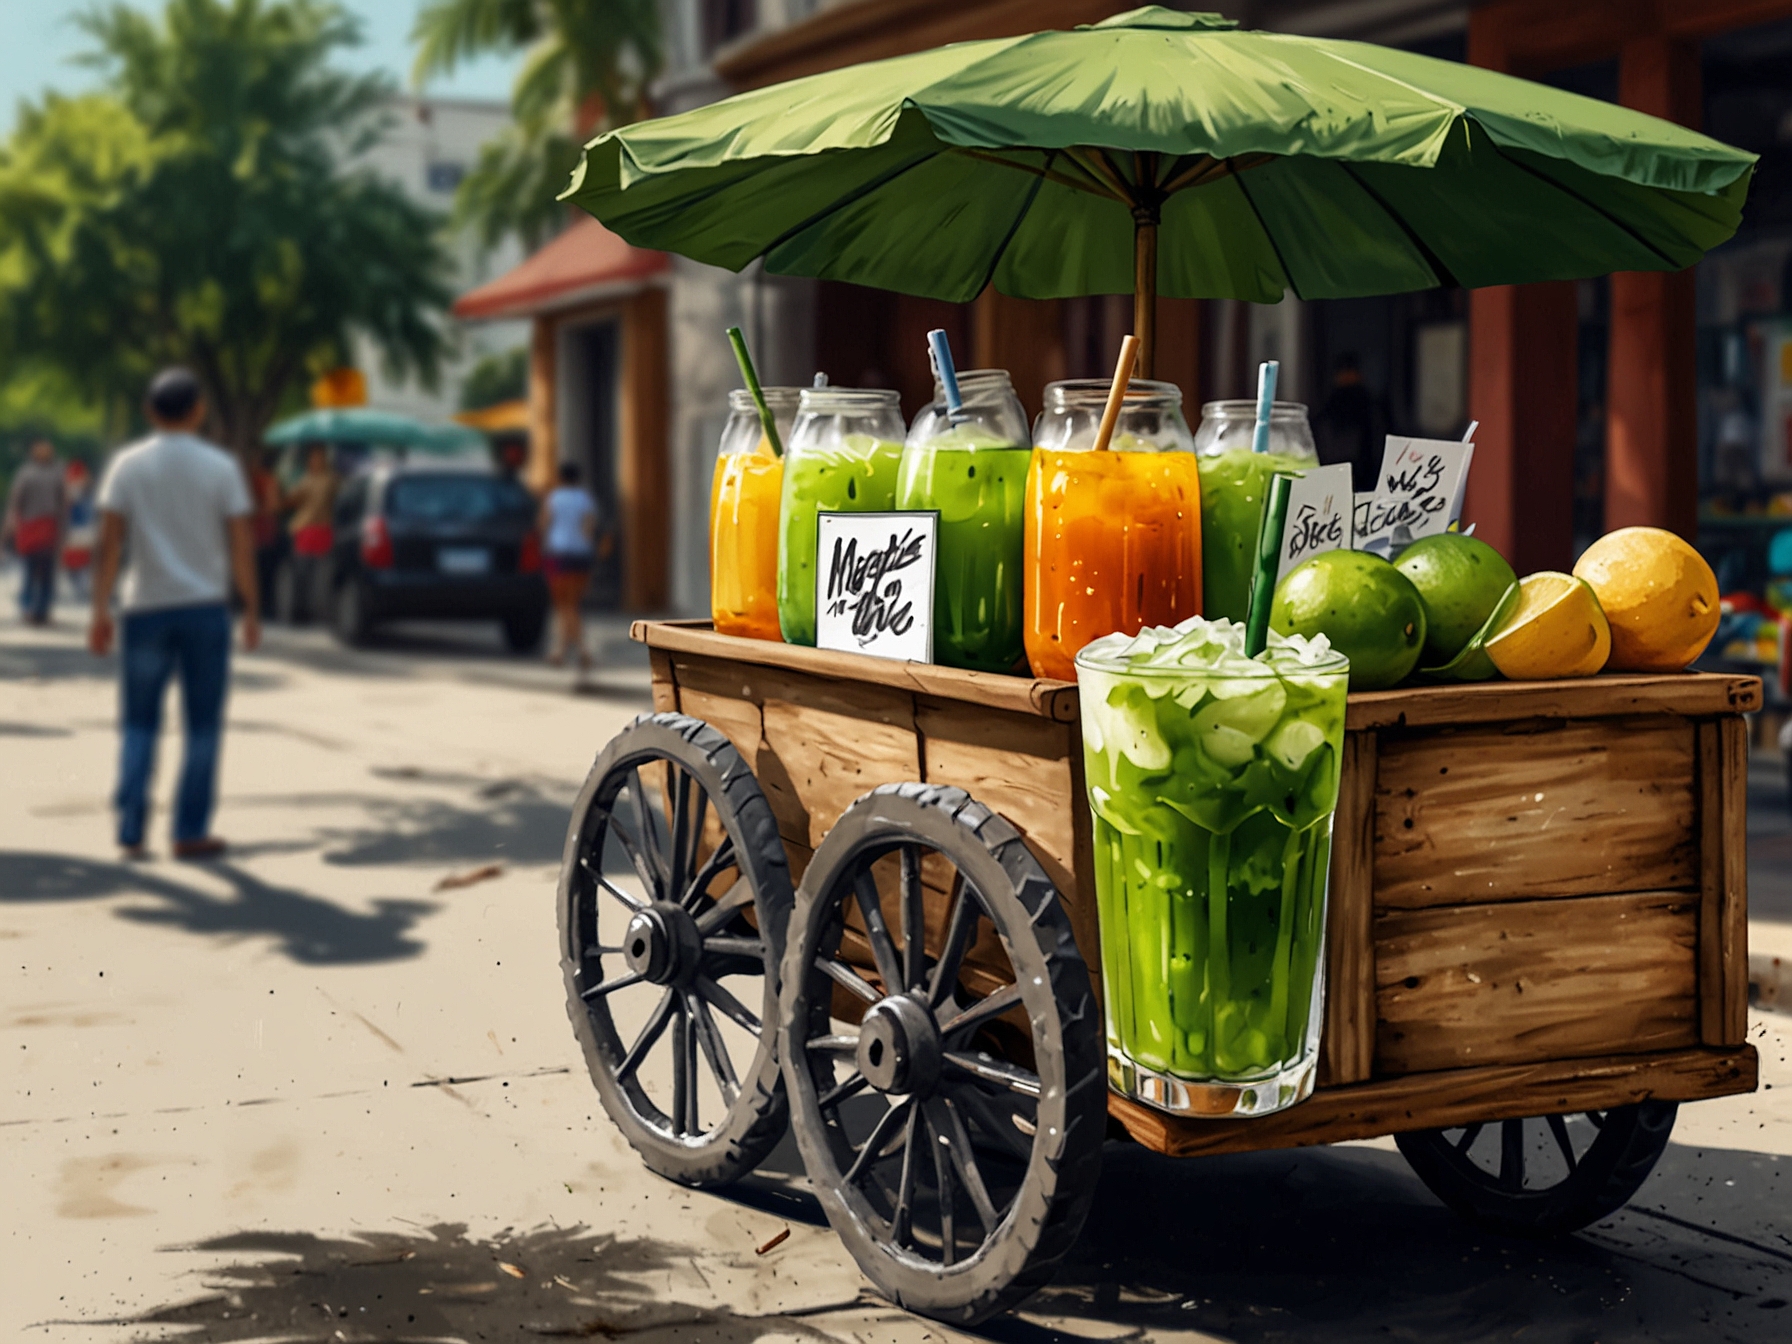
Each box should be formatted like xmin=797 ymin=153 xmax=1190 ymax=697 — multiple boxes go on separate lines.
xmin=453 ymin=214 xmax=669 ymax=321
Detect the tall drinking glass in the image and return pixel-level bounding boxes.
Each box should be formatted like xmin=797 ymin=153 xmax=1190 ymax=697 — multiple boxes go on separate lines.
xmin=1192 ymin=401 xmax=1318 ymax=624
xmin=1076 ymin=619 xmax=1348 ymax=1116
xmin=1025 ymin=379 xmax=1202 ymax=681
xmin=777 ymin=388 xmax=906 ymax=647
xmin=711 ymin=387 xmax=800 ymax=641
xmin=897 ymin=370 xmax=1032 ymax=672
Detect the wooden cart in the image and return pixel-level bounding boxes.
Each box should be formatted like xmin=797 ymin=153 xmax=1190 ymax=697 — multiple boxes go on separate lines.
xmin=557 ymin=619 xmax=1761 ymax=1327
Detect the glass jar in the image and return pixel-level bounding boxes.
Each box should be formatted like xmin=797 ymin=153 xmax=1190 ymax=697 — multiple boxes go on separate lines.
xmin=777 ymin=388 xmax=906 ymax=647
xmin=896 ymin=370 xmax=1032 ymax=672
xmin=1023 ymin=379 xmax=1203 ymax=680
xmin=1193 ymin=400 xmax=1318 ymax=624
xmin=711 ymin=388 xmax=800 ymax=641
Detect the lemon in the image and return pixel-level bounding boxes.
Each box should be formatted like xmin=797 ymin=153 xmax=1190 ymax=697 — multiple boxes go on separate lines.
xmin=1483 ymin=572 xmax=1611 ymax=680
xmin=1572 ymin=527 xmax=1720 ymax=672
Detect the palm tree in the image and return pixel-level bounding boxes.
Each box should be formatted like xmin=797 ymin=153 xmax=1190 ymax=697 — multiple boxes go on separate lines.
xmin=412 ymin=0 xmax=662 ymax=249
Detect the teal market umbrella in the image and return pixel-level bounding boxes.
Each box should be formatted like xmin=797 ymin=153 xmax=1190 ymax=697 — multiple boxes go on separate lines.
xmin=265 ymin=408 xmax=485 ymax=455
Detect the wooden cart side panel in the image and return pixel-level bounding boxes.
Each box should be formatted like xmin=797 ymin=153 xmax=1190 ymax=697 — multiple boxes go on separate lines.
xmin=1373 ymin=717 xmax=1697 ymax=908
xmin=1698 ymin=716 xmax=1751 ymax=1047
xmin=1373 ymin=890 xmax=1699 ymax=1075
xmin=1319 ymin=729 xmax=1378 ymax=1088
xmin=1067 ymin=730 xmax=1101 ymax=1009
xmin=1110 ymin=1044 xmax=1757 ymax=1159
xmin=1344 ymin=673 xmax=1761 ymax=730
xmin=649 ymin=648 xmax=678 ymax=713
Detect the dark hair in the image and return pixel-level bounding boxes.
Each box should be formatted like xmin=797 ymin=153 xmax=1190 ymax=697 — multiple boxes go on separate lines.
xmin=146 ymin=367 xmax=203 ymax=422
xmin=558 ymin=461 xmax=580 ymax=485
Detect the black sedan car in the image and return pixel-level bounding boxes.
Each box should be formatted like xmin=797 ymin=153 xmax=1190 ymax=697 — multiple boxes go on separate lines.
xmin=325 ymin=462 xmax=548 ymax=651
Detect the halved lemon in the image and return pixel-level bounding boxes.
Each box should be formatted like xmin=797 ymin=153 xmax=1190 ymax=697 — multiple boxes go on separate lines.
xmin=1484 ymin=572 xmax=1611 ymax=680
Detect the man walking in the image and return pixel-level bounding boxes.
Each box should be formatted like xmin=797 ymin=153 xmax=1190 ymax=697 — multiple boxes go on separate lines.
xmin=89 ymin=368 xmax=259 ymax=861
xmin=5 ymin=439 xmax=66 ymax=624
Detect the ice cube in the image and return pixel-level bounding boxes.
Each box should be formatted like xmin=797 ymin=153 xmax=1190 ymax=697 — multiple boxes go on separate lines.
xmin=1265 ymin=718 xmax=1326 ymax=772
xmin=1193 ymin=682 xmax=1287 ymax=741
xmin=1195 ymin=719 xmax=1257 ymax=768
xmin=1093 ymin=685 xmax=1172 ymax=773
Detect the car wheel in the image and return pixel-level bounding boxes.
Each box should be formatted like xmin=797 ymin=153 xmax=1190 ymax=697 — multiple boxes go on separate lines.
xmin=333 ymin=579 xmax=373 ymax=647
xmin=503 ymin=610 xmax=547 ymax=654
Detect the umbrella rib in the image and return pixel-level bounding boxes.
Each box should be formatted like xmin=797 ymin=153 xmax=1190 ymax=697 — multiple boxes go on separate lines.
xmin=955 ymin=148 xmax=1120 ymax=202
xmin=1483 ymin=136 xmax=1682 ymax=271
xmin=1336 ymin=161 xmax=1460 ymax=290
xmin=756 ymin=143 xmax=951 ymax=265
xmin=972 ymin=157 xmax=1053 ymax=299
xmin=1228 ymin=156 xmax=1304 ymax=302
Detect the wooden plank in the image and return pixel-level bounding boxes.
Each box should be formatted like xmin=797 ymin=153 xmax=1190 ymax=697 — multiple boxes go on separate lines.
xmin=648 ymin=647 xmax=678 ymax=714
xmin=1373 ymin=891 xmax=1698 ymax=1075
xmin=1722 ymin=717 xmax=1752 ymax=1044
xmin=758 ymin=672 xmax=921 ymax=852
xmin=635 ymin=620 xmax=1078 ymax=721
xmin=1700 ymin=718 xmax=1751 ymax=1046
xmin=1066 ymin=722 xmax=1101 ymax=1009
xmin=1318 ymin=730 xmax=1377 ymax=1088
xmin=1374 ymin=717 xmax=1697 ymax=907
xmin=676 ymin=686 xmax=764 ymax=774
xmin=1108 ymin=1045 xmax=1757 ymax=1158
xmin=1346 ymin=673 xmax=1761 ymax=730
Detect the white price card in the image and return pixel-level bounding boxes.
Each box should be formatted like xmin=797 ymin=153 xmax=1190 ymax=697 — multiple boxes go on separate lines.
xmin=1276 ymin=464 xmax=1355 ymax=584
xmin=1356 ymin=436 xmax=1475 ymax=558
xmin=815 ymin=511 xmax=937 ymax=663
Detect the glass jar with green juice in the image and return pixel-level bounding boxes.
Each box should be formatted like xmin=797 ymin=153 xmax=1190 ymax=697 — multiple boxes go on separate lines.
xmin=777 ymin=388 xmax=906 ymax=646
xmin=1193 ymin=401 xmax=1318 ymax=624
xmin=897 ymin=370 xmax=1032 ymax=672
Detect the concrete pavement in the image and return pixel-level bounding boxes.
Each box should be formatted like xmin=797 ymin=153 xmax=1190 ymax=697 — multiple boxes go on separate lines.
xmin=5 ymin=609 xmax=1792 ymax=1343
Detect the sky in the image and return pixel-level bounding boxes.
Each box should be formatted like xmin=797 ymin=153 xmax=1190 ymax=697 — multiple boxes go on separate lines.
xmin=0 ymin=0 xmax=522 ymax=133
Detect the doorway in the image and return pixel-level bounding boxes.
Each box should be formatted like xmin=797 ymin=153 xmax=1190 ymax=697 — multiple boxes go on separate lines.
xmin=558 ymin=315 xmax=623 ymax=608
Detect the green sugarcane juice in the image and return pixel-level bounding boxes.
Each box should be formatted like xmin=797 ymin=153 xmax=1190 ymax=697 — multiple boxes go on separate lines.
xmin=1076 ymin=617 xmax=1348 ymax=1116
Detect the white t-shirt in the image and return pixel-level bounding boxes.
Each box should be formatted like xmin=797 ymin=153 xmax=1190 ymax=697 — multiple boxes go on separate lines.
xmin=544 ymin=486 xmax=597 ymax=556
xmin=98 ymin=432 xmax=251 ymax=613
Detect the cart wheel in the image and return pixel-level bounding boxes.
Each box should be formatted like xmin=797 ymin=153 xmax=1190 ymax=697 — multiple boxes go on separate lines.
xmin=1395 ymin=1101 xmax=1678 ymax=1237
xmin=559 ymin=711 xmax=793 ymax=1187
xmin=778 ymin=784 xmax=1105 ymax=1327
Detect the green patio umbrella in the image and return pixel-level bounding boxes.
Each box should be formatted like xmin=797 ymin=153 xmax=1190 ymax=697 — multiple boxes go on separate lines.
xmin=563 ymin=6 xmax=1755 ymax=376
xmin=265 ymin=407 xmax=485 ymax=455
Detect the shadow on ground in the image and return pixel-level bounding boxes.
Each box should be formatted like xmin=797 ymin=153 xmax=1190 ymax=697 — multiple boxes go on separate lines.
xmin=315 ymin=771 xmax=578 ymax=869
xmin=108 ymin=1223 xmax=862 ymax=1343
xmin=0 ymin=853 xmax=434 ymax=964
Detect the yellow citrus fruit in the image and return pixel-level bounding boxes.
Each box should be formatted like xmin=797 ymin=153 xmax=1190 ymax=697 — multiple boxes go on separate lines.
xmin=1484 ymin=572 xmax=1611 ymax=680
xmin=1571 ymin=527 xmax=1720 ymax=672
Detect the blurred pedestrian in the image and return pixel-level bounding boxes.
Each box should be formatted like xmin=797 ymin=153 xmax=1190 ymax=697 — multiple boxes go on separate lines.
xmin=540 ymin=460 xmax=598 ymax=668
xmin=62 ymin=461 xmax=97 ymax=600
xmin=5 ymin=439 xmax=66 ymax=624
xmin=89 ymin=368 xmax=259 ymax=862
xmin=247 ymin=446 xmax=287 ymax=618
xmin=1313 ymin=353 xmax=1383 ymax=494
xmin=282 ymin=443 xmax=337 ymax=623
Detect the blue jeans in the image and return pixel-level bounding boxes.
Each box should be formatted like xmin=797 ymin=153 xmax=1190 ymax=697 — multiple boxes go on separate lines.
xmin=19 ymin=550 xmax=55 ymax=621
xmin=115 ymin=603 xmax=232 ymax=847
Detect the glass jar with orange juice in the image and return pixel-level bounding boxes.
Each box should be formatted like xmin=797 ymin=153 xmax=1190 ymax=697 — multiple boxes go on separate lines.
xmin=1024 ymin=379 xmax=1202 ymax=680
xmin=710 ymin=387 xmax=800 ymax=641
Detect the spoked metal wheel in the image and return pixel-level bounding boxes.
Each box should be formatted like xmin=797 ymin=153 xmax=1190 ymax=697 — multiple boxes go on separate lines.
xmin=559 ymin=712 xmax=794 ymax=1187
xmin=1395 ymin=1101 xmax=1678 ymax=1237
xmin=779 ymin=783 xmax=1105 ymax=1327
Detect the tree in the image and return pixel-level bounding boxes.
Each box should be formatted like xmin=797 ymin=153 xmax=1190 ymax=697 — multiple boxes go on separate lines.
xmin=0 ymin=0 xmax=455 ymax=458
xmin=411 ymin=0 xmax=661 ymax=249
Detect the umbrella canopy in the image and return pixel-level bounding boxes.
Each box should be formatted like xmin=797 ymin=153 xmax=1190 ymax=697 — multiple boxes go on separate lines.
xmin=265 ymin=407 xmax=485 ymax=455
xmin=564 ymin=6 xmax=1755 ymax=375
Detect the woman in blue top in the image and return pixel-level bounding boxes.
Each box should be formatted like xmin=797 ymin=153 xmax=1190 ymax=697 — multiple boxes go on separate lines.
xmin=540 ymin=461 xmax=599 ymax=668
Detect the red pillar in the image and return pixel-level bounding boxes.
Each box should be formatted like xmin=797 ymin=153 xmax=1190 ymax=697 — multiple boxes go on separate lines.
xmin=1606 ymin=35 xmax=1703 ymax=540
xmin=1464 ymin=283 xmax=1579 ymax=573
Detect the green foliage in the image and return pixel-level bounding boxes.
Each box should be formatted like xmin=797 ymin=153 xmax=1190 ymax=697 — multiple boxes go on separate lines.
xmin=0 ymin=0 xmax=455 ymax=457
xmin=411 ymin=0 xmax=662 ymax=248
xmin=459 ymin=346 xmax=529 ymax=410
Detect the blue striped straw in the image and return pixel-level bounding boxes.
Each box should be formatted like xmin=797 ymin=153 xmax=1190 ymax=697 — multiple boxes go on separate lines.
xmin=928 ymin=329 xmax=964 ymax=418
xmin=1251 ymin=359 xmax=1279 ymax=455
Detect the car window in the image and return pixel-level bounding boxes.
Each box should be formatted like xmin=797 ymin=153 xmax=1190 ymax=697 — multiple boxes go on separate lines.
xmin=385 ymin=474 xmax=534 ymax=524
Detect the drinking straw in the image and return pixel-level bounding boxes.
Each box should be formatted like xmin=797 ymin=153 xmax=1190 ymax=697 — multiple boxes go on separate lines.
xmin=813 ymin=372 xmax=829 ymax=388
xmin=928 ymin=328 xmax=964 ymax=418
xmin=726 ymin=326 xmax=782 ymax=458
xmin=1244 ymin=472 xmax=1296 ymax=658
xmin=1462 ymin=419 xmax=1479 ymax=442
xmin=1092 ymin=334 xmax=1141 ymax=453
xmin=1250 ymin=359 xmax=1279 ymax=455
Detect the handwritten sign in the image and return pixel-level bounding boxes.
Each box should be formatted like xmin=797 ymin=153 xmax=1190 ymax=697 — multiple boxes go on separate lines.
xmin=816 ymin=511 xmax=937 ymax=663
xmin=1276 ymin=464 xmax=1354 ymax=583
xmin=1356 ymin=436 xmax=1475 ymax=559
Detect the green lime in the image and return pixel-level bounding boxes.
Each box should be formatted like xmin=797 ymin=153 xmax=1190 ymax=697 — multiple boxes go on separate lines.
xmin=1394 ymin=534 xmax=1519 ymax=665
xmin=1271 ymin=550 xmax=1427 ymax=691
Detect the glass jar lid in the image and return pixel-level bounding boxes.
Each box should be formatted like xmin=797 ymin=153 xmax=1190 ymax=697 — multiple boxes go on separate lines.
xmin=729 ymin=387 xmax=803 ymax=413
xmin=1045 ymin=377 xmax=1185 ymax=409
xmin=798 ymin=387 xmax=901 ymax=412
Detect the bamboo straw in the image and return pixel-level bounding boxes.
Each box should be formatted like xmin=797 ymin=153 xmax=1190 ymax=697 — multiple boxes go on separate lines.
xmin=1092 ymin=335 xmax=1141 ymax=453
xmin=1244 ymin=472 xmax=1295 ymax=658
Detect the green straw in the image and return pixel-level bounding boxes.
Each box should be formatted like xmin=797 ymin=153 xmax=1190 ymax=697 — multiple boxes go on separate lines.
xmin=726 ymin=326 xmax=782 ymax=458
xmin=1244 ymin=472 xmax=1295 ymax=658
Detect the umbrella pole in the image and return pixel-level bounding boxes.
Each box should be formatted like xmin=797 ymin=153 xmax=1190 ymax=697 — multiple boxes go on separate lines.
xmin=1133 ymin=212 xmax=1158 ymax=380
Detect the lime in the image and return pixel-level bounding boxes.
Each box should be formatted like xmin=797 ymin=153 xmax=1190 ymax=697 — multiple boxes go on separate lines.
xmin=1394 ymin=534 xmax=1519 ymax=665
xmin=1271 ymin=550 xmax=1427 ymax=691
